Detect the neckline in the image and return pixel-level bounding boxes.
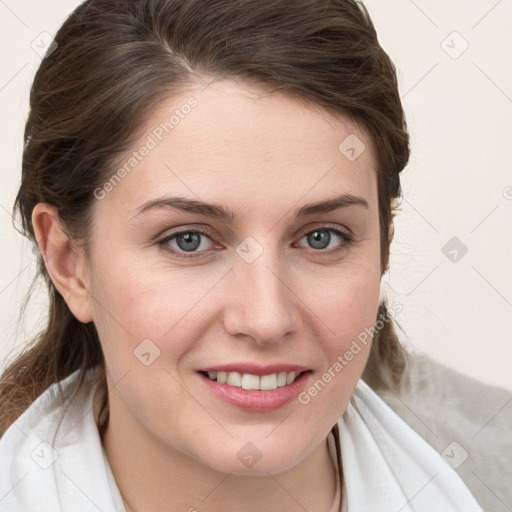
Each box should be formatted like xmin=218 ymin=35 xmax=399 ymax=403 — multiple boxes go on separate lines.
xmin=327 ymin=424 xmax=344 ymax=511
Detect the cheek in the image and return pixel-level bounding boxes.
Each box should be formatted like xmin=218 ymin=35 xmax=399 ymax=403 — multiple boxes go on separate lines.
xmin=303 ymin=258 xmax=381 ymax=391
xmin=296 ymin=266 xmax=380 ymax=423
xmin=310 ymin=260 xmax=382 ymax=342
xmin=88 ymin=258 xmax=216 ymax=366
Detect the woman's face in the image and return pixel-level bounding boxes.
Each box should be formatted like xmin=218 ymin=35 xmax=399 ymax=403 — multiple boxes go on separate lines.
xmin=84 ymin=79 xmax=382 ymax=475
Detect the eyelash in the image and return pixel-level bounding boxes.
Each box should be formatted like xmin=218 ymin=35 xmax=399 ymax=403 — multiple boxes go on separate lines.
xmin=156 ymin=225 xmax=354 ymax=260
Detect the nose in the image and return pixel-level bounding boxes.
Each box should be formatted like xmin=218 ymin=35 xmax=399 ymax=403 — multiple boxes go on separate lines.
xmin=222 ymin=247 xmax=302 ymax=345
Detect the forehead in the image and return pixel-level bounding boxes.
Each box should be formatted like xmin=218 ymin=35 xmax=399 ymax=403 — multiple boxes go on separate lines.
xmin=101 ymin=79 xmax=378 ymax=217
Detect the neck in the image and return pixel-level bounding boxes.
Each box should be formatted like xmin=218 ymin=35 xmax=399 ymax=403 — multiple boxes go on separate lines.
xmin=101 ymin=402 xmax=338 ymax=512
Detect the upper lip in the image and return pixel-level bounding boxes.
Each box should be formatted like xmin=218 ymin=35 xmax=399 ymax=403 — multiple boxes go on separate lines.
xmin=198 ymin=363 xmax=311 ymax=376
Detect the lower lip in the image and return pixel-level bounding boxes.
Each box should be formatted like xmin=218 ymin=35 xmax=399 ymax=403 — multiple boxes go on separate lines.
xmin=198 ymin=371 xmax=311 ymax=411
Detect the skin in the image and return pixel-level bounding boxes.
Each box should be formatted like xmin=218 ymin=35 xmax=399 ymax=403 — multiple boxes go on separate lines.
xmin=33 ymin=78 xmax=384 ymax=511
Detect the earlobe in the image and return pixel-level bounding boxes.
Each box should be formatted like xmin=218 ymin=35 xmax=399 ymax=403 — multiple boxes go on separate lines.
xmin=31 ymin=203 xmax=94 ymax=324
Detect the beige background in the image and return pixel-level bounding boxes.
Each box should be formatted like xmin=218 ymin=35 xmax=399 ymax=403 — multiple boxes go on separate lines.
xmin=0 ymin=0 xmax=511 ymax=390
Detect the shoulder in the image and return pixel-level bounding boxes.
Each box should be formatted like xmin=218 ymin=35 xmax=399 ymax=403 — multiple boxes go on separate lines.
xmin=0 ymin=367 xmax=104 ymax=510
xmin=365 ymin=352 xmax=512 ymax=511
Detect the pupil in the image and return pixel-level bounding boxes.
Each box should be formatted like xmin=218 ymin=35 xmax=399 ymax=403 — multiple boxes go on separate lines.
xmin=178 ymin=232 xmax=201 ymax=252
xmin=308 ymin=229 xmax=330 ymax=249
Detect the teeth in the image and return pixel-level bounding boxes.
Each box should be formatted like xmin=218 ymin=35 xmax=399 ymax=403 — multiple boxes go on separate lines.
xmin=277 ymin=372 xmax=287 ymax=387
xmin=206 ymin=370 xmax=301 ymax=390
xmin=241 ymin=374 xmax=260 ymax=390
xmin=227 ymin=372 xmax=242 ymax=387
xmin=260 ymin=374 xmax=277 ymax=390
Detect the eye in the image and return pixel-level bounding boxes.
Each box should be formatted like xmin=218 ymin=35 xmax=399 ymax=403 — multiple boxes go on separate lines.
xmin=295 ymin=227 xmax=353 ymax=252
xmin=157 ymin=225 xmax=354 ymax=260
xmin=158 ymin=229 xmax=216 ymax=259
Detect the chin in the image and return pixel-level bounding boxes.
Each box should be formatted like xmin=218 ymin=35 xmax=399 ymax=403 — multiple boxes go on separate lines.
xmin=207 ymin=455 xmax=302 ymax=477
xmin=190 ymin=436 xmax=310 ymax=477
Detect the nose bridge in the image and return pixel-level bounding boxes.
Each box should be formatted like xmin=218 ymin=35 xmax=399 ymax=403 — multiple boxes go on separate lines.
xmin=224 ymin=239 xmax=300 ymax=343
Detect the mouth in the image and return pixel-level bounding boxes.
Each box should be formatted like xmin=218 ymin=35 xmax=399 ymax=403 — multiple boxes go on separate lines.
xmin=199 ymin=370 xmax=306 ymax=391
xmin=196 ymin=365 xmax=312 ymax=411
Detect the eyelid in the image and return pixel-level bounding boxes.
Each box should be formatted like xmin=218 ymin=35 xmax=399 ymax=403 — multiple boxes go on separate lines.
xmin=295 ymin=222 xmax=354 ymax=241
xmin=156 ymin=226 xmax=219 ymax=257
xmin=157 ymin=223 xmax=354 ymax=259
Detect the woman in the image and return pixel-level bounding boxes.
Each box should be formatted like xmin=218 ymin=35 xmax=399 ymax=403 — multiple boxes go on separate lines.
xmin=0 ymin=0 xmax=483 ymax=510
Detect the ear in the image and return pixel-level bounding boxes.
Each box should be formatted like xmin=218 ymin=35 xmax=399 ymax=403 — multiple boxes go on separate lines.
xmin=31 ymin=203 xmax=93 ymax=323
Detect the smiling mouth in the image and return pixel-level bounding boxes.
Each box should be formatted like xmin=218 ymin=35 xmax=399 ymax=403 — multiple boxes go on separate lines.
xmin=199 ymin=370 xmax=308 ymax=391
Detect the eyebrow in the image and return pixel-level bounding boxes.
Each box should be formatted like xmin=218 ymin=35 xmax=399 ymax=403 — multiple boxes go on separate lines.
xmin=134 ymin=193 xmax=369 ymax=221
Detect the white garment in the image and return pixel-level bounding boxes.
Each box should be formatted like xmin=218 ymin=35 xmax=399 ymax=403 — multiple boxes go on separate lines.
xmin=0 ymin=366 xmax=483 ymax=511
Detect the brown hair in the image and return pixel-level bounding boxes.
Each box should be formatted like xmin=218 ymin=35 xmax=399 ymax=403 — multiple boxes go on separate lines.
xmin=0 ymin=0 xmax=410 ymax=436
